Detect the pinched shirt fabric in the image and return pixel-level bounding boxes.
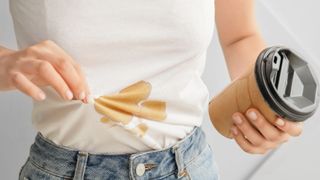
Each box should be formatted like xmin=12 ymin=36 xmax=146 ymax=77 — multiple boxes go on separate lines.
xmin=93 ymin=80 xmax=167 ymax=149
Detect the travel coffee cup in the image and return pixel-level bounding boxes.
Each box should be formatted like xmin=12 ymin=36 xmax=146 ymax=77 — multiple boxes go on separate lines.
xmin=208 ymin=46 xmax=320 ymax=138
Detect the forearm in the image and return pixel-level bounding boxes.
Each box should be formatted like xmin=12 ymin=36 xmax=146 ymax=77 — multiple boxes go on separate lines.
xmin=222 ymin=32 xmax=267 ymax=81
xmin=215 ymin=0 xmax=267 ymax=81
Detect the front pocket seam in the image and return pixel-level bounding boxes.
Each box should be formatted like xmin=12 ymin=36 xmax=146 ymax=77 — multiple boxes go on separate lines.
xmin=28 ymin=159 xmax=73 ymax=179
xmin=184 ymin=144 xmax=210 ymax=169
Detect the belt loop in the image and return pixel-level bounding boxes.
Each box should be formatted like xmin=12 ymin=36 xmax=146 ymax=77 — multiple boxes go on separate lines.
xmin=73 ymin=151 xmax=89 ymax=180
xmin=172 ymin=144 xmax=185 ymax=179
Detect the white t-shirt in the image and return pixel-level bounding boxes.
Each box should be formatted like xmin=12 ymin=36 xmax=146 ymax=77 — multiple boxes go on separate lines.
xmin=9 ymin=0 xmax=215 ymax=154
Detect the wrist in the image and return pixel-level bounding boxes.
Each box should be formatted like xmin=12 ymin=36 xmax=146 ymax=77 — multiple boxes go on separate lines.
xmin=0 ymin=46 xmax=15 ymax=57
xmin=224 ymin=33 xmax=267 ymax=81
xmin=0 ymin=51 xmax=15 ymax=91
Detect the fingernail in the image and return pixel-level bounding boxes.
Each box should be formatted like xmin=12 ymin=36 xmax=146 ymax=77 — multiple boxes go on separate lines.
xmin=38 ymin=92 xmax=46 ymax=101
xmin=248 ymin=110 xmax=257 ymax=121
xmin=83 ymin=94 xmax=90 ymax=104
xmin=231 ymin=126 xmax=238 ymax=135
xmin=232 ymin=114 xmax=242 ymax=125
xmin=66 ymin=90 xmax=73 ymax=100
xmin=83 ymin=97 xmax=88 ymax=104
xmin=276 ymin=118 xmax=285 ymax=126
xmin=78 ymin=91 xmax=85 ymax=100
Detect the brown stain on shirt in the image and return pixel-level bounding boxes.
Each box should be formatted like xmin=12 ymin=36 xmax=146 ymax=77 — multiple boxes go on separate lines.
xmin=93 ymin=80 xmax=167 ymax=137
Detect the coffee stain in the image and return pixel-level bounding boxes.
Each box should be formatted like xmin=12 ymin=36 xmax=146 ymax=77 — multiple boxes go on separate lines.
xmin=93 ymin=80 xmax=167 ymax=137
xmin=132 ymin=123 xmax=149 ymax=137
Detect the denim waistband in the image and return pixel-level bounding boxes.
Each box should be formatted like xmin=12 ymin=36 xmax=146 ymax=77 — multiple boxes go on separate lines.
xmin=28 ymin=126 xmax=207 ymax=180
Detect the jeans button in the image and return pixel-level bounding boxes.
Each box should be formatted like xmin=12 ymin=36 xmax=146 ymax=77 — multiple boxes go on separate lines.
xmin=136 ymin=163 xmax=145 ymax=176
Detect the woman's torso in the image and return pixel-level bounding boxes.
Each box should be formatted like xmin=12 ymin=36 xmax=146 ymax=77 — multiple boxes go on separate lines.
xmin=9 ymin=0 xmax=215 ymax=154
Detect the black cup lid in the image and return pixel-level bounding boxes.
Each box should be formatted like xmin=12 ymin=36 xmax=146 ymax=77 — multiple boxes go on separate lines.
xmin=255 ymin=46 xmax=320 ymax=121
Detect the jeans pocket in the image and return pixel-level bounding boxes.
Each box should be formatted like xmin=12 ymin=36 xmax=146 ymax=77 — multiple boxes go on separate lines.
xmin=19 ymin=158 xmax=66 ymax=180
xmin=185 ymin=144 xmax=220 ymax=180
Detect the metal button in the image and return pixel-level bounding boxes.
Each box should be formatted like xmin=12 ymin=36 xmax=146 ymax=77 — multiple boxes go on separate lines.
xmin=136 ymin=163 xmax=146 ymax=176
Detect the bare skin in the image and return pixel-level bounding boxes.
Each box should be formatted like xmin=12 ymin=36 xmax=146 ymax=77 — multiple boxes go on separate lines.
xmin=215 ymin=0 xmax=303 ymax=154
xmin=0 ymin=41 xmax=90 ymax=103
xmin=0 ymin=0 xmax=303 ymax=154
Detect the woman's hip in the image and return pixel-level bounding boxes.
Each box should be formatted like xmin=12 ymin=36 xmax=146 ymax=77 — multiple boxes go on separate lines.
xmin=19 ymin=126 xmax=219 ymax=180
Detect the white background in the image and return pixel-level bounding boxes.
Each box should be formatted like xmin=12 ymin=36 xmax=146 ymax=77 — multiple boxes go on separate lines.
xmin=1 ymin=0 xmax=319 ymax=179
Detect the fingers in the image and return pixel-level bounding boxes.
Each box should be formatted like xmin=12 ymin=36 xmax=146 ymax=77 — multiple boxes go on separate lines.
xmin=245 ymin=108 xmax=289 ymax=143
xmin=19 ymin=40 xmax=89 ymax=102
xmin=53 ymin=58 xmax=85 ymax=100
xmin=230 ymin=107 xmax=301 ymax=154
xmin=274 ymin=117 xmax=304 ymax=137
xmin=42 ymin=41 xmax=88 ymax=101
xmin=231 ymin=126 xmax=268 ymax=154
xmin=232 ymin=112 xmax=266 ymax=147
xmin=18 ymin=59 xmax=74 ymax=101
xmin=9 ymin=71 xmax=46 ymax=101
xmin=73 ymin=64 xmax=91 ymax=103
xmin=36 ymin=60 xmax=75 ymax=101
xmin=245 ymin=108 xmax=301 ymax=139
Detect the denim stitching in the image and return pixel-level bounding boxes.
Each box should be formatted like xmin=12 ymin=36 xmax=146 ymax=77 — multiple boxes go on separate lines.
xmin=33 ymin=128 xmax=204 ymax=179
xmin=130 ymin=127 xmax=198 ymax=159
xmin=73 ymin=151 xmax=88 ymax=180
xmin=184 ymin=144 xmax=210 ymax=168
xmin=28 ymin=158 xmax=73 ymax=179
xmin=37 ymin=133 xmax=79 ymax=152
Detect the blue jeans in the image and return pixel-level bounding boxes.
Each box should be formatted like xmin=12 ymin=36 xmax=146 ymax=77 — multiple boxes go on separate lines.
xmin=19 ymin=127 xmax=220 ymax=180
